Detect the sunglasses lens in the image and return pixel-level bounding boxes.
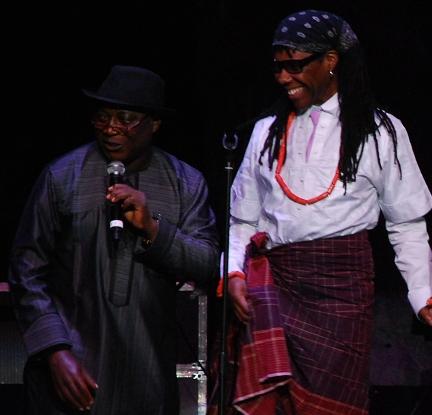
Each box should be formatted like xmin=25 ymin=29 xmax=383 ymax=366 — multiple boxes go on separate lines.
xmin=92 ymin=111 xmax=146 ymax=130
xmin=118 ymin=111 xmax=146 ymax=126
xmin=286 ymin=62 xmax=301 ymax=73
xmin=273 ymin=53 xmax=324 ymax=74
xmin=272 ymin=60 xmax=302 ymax=74
xmin=92 ymin=113 xmax=109 ymax=127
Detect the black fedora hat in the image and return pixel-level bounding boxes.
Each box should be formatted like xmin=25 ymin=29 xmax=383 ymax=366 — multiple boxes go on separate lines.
xmin=82 ymin=65 xmax=175 ymax=117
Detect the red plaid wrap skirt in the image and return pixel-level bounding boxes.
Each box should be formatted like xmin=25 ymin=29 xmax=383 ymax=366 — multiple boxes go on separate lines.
xmin=209 ymin=230 xmax=374 ymax=415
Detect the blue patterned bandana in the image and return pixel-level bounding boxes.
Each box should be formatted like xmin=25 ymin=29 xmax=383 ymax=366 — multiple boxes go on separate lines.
xmin=273 ymin=10 xmax=358 ymax=53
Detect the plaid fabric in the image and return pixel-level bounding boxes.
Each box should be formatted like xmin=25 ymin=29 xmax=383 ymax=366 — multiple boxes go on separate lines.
xmin=231 ymin=233 xmax=292 ymax=411
xmin=209 ymin=230 xmax=374 ymax=415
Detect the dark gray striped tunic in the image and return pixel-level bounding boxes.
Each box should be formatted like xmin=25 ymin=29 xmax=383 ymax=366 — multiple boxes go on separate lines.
xmin=9 ymin=142 xmax=219 ymax=414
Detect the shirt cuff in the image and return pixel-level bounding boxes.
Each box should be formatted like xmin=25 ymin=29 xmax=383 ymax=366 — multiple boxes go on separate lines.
xmin=134 ymin=216 xmax=176 ymax=261
xmin=24 ymin=313 xmax=72 ymax=357
xmin=408 ymin=286 xmax=432 ymax=317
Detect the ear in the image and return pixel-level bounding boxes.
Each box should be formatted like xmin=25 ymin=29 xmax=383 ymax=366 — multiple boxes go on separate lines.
xmin=325 ymin=50 xmax=339 ymax=73
xmin=152 ymin=119 xmax=162 ymax=133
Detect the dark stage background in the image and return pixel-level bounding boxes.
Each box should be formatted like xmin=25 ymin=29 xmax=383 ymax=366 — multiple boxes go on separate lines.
xmin=2 ymin=1 xmax=432 ymax=414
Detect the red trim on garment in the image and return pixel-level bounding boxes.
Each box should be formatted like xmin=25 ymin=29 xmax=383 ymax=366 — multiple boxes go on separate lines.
xmin=275 ymin=112 xmax=340 ymax=205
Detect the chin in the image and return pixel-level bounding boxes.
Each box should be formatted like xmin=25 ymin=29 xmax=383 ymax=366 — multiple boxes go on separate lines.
xmin=293 ymin=103 xmax=310 ymax=113
xmin=288 ymin=97 xmax=309 ymax=112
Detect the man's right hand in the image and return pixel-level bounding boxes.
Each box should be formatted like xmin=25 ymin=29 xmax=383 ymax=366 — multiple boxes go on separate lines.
xmin=48 ymin=350 xmax=98 ymax=411
xmin=228 ymin=277 xmax=251 ymax=324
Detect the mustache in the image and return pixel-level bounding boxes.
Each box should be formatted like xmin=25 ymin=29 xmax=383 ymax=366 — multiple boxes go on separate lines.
xmin=95 ymin=126 xmax=133 ymax=139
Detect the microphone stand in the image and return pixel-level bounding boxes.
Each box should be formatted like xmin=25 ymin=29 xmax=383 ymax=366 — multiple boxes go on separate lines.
xmin=218 ymin=132 xmax=238 ymax=415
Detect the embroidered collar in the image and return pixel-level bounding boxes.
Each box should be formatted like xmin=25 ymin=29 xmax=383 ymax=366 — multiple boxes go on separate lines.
xmin=275 ymin=112 xmax=340 ymax=205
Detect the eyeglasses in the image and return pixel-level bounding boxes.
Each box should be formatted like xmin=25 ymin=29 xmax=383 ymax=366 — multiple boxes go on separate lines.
xmin=272 ymin=52 xmax=325 ymax=74
xmin=92 ymin=109 xmax=148 ymax=130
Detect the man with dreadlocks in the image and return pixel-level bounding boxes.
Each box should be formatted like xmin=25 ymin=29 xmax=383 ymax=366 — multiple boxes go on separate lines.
xmin=222 ymin=9 xmax=432 ymax=415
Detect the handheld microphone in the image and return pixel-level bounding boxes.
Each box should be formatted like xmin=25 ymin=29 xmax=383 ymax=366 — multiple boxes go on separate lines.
xmin=107 ymin=161 xmax=126 ymax=242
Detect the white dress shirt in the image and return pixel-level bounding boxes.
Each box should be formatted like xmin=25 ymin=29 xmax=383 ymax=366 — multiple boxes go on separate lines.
xmin=229 ymin=93 xmax=432 ymax=315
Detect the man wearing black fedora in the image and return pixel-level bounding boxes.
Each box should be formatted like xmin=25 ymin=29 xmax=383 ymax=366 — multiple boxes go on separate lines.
xmin=9 ymin=65 xmax=219 ymax=414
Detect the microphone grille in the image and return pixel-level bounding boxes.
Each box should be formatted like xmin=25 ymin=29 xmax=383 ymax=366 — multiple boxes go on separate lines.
xmin=107 ymin=161 xmax=126 ymax=176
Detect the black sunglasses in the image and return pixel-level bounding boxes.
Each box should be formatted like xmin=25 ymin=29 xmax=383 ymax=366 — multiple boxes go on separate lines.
xmin=272 ymin=52 xmax=326 ymax=74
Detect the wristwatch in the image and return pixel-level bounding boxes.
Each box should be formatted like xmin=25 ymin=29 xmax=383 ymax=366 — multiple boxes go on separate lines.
xmin=141 ymin=213 xmax=161 ymax=249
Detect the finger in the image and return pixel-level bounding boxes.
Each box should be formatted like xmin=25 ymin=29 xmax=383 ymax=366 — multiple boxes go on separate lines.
xmin=109 ymin=184 xmax=128 ymax=192
xmin=110 ymin=191 xmax=129 ymax=203
xmin=73 ymin=376 xmax=96 ymax=410
xmin=232 ymin=297 xmax=250 ymax=323
xmin=423 ymin=310 xmax=432 ymax=326
xmin=83 ymin=370 xmax=99 ymax=394
xmin=67 ymin=374 xmax=97 ymax=411
xmin=58 ymin=378 xmax=86 ymax=411
xmin=75 ymin=364 xmax=101 ymax=408
xmin=419 ymin=307 xmax=432 ymax=326
xmin=234 ymin=306 xmax=250 ymax=323
xmin=51 ymin=378 xmax=66 ymax=403
xmin=54 ymin=369 xmax=91 ymax=411
xmin=233 ymin=306 xmax=249 ymax=323
xmin=121 ymin=195 xmax=136 ymax=209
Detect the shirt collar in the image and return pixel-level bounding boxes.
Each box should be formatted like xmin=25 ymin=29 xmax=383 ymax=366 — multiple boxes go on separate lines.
xmin=303 ymin=93 xmax=339 ymax=118
xmin=319 ymin=93 xmax=339 ymax=116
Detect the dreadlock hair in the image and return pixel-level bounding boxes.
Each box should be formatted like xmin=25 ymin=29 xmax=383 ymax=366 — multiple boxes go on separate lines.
xmin=258 ymin=45 xmax=401 ymax=189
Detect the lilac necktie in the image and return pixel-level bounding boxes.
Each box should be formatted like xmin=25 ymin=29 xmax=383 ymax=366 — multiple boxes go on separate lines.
xmin=305 ymin=108 xmax=321 ymax=162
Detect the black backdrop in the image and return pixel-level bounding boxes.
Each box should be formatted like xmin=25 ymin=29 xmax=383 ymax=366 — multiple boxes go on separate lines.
xmin=3 ymin=0 xmax=432 ymax=402
xmin=4 ymin=0 xmax=431 ymax=275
